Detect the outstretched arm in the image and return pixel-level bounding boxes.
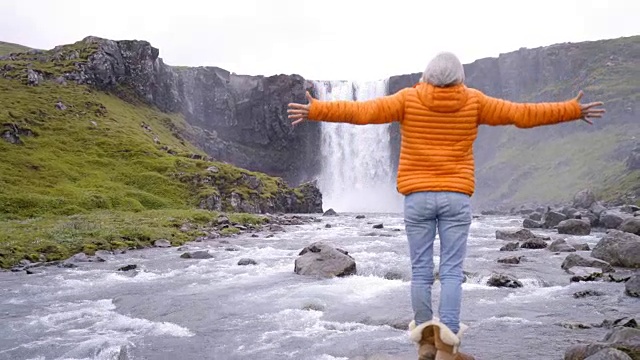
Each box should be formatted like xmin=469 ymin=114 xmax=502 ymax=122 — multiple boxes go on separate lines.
xmin=288 ymin=90 xmax=406 ymax=126
xmin=477 ymin=90 xmax=605 ymax=128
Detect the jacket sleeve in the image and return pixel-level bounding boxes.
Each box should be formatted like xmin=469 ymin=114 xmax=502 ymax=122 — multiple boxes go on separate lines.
xmin=308 ymin=88 xmax=406 ymax=125
xmin=477 ymin=91 xmax=582 ymax=128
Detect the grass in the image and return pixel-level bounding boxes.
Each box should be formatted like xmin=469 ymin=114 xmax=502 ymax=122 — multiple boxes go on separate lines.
xmin=0 ymin=41 xmax=32 ymax=56
xmin=0 ymin=209 xmax=267 ymax=268
xmin=0 ymin=71 xmax=305 ymax=268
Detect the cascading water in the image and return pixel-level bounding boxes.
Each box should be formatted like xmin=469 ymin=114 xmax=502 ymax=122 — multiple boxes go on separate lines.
xmin=313 ymin=79 xmax=403 ymax=213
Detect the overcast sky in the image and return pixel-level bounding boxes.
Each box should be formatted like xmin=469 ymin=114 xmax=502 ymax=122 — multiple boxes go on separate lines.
xmin=2 ymin=0 xmax=638 ymax=80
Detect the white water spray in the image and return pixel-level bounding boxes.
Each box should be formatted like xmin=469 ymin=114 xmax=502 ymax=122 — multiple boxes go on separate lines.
xmin=313 ymin=80 xmax=402 ymax=213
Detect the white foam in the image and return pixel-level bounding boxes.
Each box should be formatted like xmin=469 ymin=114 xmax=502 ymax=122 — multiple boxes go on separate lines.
xmin=503 ymin=285 xmax=564 ymax=303
xmin=479 ymin=316 xmax=542 ymax=325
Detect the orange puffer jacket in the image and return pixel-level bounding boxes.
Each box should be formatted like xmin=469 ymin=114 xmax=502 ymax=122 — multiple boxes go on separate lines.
xmin=308 ymin=83 xmax=582 ymax=196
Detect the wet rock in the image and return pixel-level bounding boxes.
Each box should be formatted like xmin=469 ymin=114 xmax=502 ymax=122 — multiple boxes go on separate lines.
xmin=25 ymin=268 xmax=43 ymax=275
xmin=618 ymin=218 xmax=640 ymax=236
xmin=597 ymin=317 xmax=639 ymax=329
xmin=383 ymin=270 xmax=406 ymax=281
xmin=487 ymin=273 xmax=523 ymax=288
xmin=238 ymin=258 xmax=258 ymax=266
xmin=558 ymin=219 xmax=592 ymax=235
xmin=94 ymin=250 xmax=112 ymax=262
xmin=500 ymin=242 xmax=520 ymax=251
xmin=625 ymin=275 xmax=640 ymax=297
xmin=528 ymin=212 xmax=543 ymax=221
xmin=117 ymin=264 xmax=137 ymax=272
xmin=560 ymin=321 xmax=593 ymax=329
xmin=225 ymin=247 xmax=239 ymax=252
xmin=180 ymin=251 xmax=213 ymax=259
xmin=496 ymin=228 xmax=548 ymax=241
xmin=573 ymin=243 xmax=591 ymax=251
xmin=571 ymin=272 xmax=604 ymax=283
xmin=562 ymin=254 xmax=615 ymax=273
xmin=268 ymin=224 xmax=285 ymax=232
xmin=497 ymin=256 xmax=522 ymax=264
xmin=325 ymin=224 xmax=332 ymax=228
xmin=543 ymin=211 xmax=567 ymax=228
xmin=591 ymin=202 xmax=608 ymax=218
xmin=523 ymin=218 xmax=543 ymax=228
xmin=323 ymin=208 xmax=337 ymax=216
xmin=154 ymin=239 xmax=171 ymax=248
xmin=573 ymin=290 xmax=605 ymax=298
xmin=600 ymin=212 xmax=625 ymax=229
xmin=584 ymin=348 xmax=632 ymax=360
xmin=301 ymin=303 xmax=325 ymax=312
xmin=294 ymin=242 xmax=356 ymax=278
xmin=581 ymin=211 xmax=600 ymax=227
xmin=574 ymin=189 xmax=597 ymax=209
xmin=549 ymin=239 xmax=577 ymax=252
xmin=521 ymin=238 xmax=548 ymax=249
xmin=373 ymin=224 xmax=384 ymax=229
xmin=621 ymin=205 xmax=640 ymax=214
xmin=251 ymin=234 xmax=259 ymax=238
xmin=356 ymin=215 xmax=366 ymax=219
xmin=591 ymin=230 xmax=640 ymax=268
xmin=605 ymin=272 xmax=634 ymax=283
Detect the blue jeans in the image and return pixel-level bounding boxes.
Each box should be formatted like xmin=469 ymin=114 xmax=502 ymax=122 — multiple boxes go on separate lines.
xmin=404 ymin=191 xmax=471 ymax=333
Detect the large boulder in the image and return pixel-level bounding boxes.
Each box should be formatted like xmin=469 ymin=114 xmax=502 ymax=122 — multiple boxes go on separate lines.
xmin=564 ymin=327 xmax=640 ymax=360
xmin=549 ymin=239 xmax=577 ymax=252
xmin=600 ymin=212 xmax=626 ymax=229
xmin=544 ymin=211 xmax=568 ymax=228
xmin=625 ymin=275 xmax=640 ymax=297
xmin=558 ymin=219 xmax=592 ymax=235
xmin=591 ymin=230 xmax=640 ymax=268
xmin=619 ymin=218 xmax=640 ymax=236
xmin=584 ymin=348 xmax=632 ymax=360
xmin=591 ymin=202 xmax=608 ymax=218
xmin=521 ymin=238 xmax=549 ymax=249
xmin=523 ymin=218 xmax=543 ymax=229
xmin=574 ymin=189 xmax=597 ymax=209
xmin=561 ymin=254 xmax=615 ymax=273
xmin=294 ymin=242 xmax=356 ymax=278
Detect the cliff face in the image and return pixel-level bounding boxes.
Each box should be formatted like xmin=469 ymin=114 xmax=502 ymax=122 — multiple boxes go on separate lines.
xmin=389 ymin=36 xmax=640 ymax=209
xmin=3 ymin=37 xmax=322 ymax=186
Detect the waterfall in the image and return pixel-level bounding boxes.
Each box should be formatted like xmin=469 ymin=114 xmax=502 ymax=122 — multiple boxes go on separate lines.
xmin=313 ymin=79 xmax=403 ymax=213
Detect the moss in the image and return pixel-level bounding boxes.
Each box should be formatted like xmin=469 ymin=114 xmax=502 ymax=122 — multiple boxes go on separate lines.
xmin=220 ymin=227 xmax=240 ymax=236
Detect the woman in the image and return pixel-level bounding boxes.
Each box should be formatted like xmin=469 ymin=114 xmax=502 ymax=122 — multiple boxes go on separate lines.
xmin=287 ymin=52 xmax=604 ymax=360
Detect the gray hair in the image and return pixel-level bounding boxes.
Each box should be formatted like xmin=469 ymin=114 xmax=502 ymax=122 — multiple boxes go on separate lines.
xmin=421 ymin=52 xmax=465 ymax=87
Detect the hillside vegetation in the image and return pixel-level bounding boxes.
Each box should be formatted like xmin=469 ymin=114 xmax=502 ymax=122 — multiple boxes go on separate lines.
xmin=0 ymin=41 xmax=32 ymax=56
xmin=0 ymin=40 xmax=317 ymax=268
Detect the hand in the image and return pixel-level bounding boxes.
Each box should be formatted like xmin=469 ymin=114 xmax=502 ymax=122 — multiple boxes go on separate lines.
xmin=575 ymin=90 xmax=605 ymax=125
xmin=287 ymin=91 xmax=315 ymax=126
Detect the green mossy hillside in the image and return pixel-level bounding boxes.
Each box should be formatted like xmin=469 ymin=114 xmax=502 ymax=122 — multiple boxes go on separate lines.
xmin=0 ymin=41 xmax=33 ymax=57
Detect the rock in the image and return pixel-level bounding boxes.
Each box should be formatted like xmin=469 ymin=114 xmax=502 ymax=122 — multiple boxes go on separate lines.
xmin=574 ymin=189 xmax=597 ymax=209
xmin=153 ymin=239 xmax=171 ymax=248
xmin=591 ymin=230 xmax=640 ymax=268
xmin=528 ymin=212 xmax=543 ymax=221
xmin=523 ymin=218 xmax=543 ymax=228
xmin=598 ymin=317 xmax=639 ymax=329
xmin=560 ymin=322 xmax=593 ymax=330
xmin=383 ymin=270 xmax=406 ymax=281
xmin=605 ymin=272 xmax=634 ymax=283
xmin=543 ymin=211 xmax=568 ymax=228
xmin=25 ymin=268 xmax=43 ymax=275
xmin=238 ymin=258 xmax=258 ymax=266
xmin=217 ymin=215 xmax=230 ymax=224
xmin=562 ymin=254 xmax=615 ymax=273
xmin=323 ymin=208 xmax=337 ymax=216
xmin=225 ymin=247 xmax=239 ymax=252
xmin=373 ymin=224 xmax=384 ymax=229
xmin=625 ymin=275 xmax=640 ymax=297
xmin=180 ymin=251 xmax=213 ymax=259
xmin=573 ymin=243 xmax=591 ymax=251
xmin=584 ymin=348 xmax=633 ymax=360
xmin=549 ymin=239 xmax=577 ymax=252
xmin=581 ymin=211 xmax=600 ymax=227
xmin=55 ymin=101 xmax=66 ymax=110
xmin=621 ymin=205 xmax=640 ymax=214
xmin=251 ymin=234 xmax=259 ymax=238
xmin=521 ymin=238 xmax=548 ymax=249
xmin=591 ymin=202 xmax=608 ymax=217
xmin=356 ymin=215 xmax=366 ymax=219
xmin=500 ymin=242 xmax=520 ymax=251
xmin=117 ymin=264 xmax=137 ymax=272
xmin=496 ymin=228 xmax=548 ymax=241
xmin=573 ymin=290 xmax=605 ymax=298
xmin=497 ymin=256 xmax=522 ymax=264
xmin=268 ymin=224 xmax=285 ymax=232
xmin=325 ymin=224 xmax=332 ymax=228
xmin=487 ymin=273 xmax=523 ymax=288
xmin=558 ymin=219 xmax=592 ymax=235
xmin=294 ymin=242 xmax=356 ymax=278
xmin=600 ymin=212 xmax=625 ymax=229
xmin=619 ymin=218 xmax=640 ymax=235
xmin=571 ymin=272 xmax=604 ymax=283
